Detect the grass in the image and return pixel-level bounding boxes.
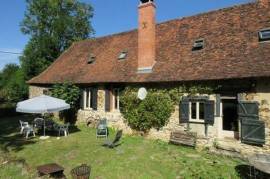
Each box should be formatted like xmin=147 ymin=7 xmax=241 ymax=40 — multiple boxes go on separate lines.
xmin=0 ymin=115 xmax=245 ymax=178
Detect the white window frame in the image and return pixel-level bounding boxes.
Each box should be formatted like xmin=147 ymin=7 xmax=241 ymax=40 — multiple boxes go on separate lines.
xmin=259 ymin=28 xmax=270 ymax=42
xmin=83 ymin=88 xmax=92 ymax=110
xmin=113 ymin=89 xmax=120 ymax=111
xmin=189 ymin=101 xmax=205 ymax=122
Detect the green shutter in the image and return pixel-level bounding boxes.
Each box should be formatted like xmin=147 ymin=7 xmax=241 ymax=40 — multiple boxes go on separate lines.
xmin=204 ymin=100 xmax=215 ymax=125
xmin=215 ymin=94 xmax=221 ymax=117
xmin=180 ymin=99 xmax=189 ymax=123
xmin=238 ymin=101 xmax=265 ymax=145
xmin=238 ymin=101 xmax=259 ymax=120
xmin=241 ymin=119 xmax=265 ymax=145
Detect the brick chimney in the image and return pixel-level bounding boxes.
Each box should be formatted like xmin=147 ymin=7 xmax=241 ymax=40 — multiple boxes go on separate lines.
xmin=138 ymin=0 xmax=156 ymax=73
xmin=258 ymin=0 xmax=269 ymax=7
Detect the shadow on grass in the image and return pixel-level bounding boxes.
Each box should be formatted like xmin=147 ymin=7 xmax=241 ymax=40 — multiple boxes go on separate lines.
xmin=235 ymin=164 xmax=270 ymax=179
xmin=0 ymin=115 xmax=81 ymax=152
xmin=0 ymin=115 xmax=37 ymax=152
xmin=34 ymin=124 xmax=81 ymax=137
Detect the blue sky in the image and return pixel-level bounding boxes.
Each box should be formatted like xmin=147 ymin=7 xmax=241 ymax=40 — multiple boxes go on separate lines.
xmin=0 ymin=0 xmax=252 ymax=70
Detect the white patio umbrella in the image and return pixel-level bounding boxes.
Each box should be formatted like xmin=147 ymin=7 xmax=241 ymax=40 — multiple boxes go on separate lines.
xmin=16 ymin=95 xmax=70 ymax=138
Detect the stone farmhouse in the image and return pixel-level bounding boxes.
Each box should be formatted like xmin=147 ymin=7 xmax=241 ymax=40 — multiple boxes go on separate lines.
xmin=28 ymin=0 xmax=270 ymax=154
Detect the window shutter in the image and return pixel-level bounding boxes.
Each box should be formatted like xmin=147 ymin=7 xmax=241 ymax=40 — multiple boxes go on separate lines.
xmin=180 ymin=99 xmax=189 ymax=123
xmin=105 ymin=89 xmax=111 ymax=112
xmin=92 ymin=89 xmax=98 ymax=110
xmin=238 ymin=101 xmax=265 ymax=145
xmin=238 ymin=101 xmax=259 ymax=120
xmin=204 ymin=100 xmax=215 ymax=125
xmin=215 ymin=94 xmax=221 ymax=117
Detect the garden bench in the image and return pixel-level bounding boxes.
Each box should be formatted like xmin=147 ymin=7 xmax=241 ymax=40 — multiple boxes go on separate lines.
xmin=169 ymin=131 xmax=197 ymax=147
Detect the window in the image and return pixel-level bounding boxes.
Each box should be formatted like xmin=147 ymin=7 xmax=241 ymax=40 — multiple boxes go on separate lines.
xmin=180 ymin=97 xmax=215 ymax=125
xmin=83 ymin=88 xmax=97 ymax=110
xmin=192 ymin=39 xmax=204 ymax=51
xmin=85 ymin=89 xmax=90 ymax=108
xmin=118 ymin=51 xmax=128 ymax=60
xmin=88 ymin=54 xmax=95 ymax=64
xmin=191 ymin=102 xmax=197 ymax=119
xmin=189 ymin=101 xmax=205 ymax=121
xmin=199 ymin=102 xmax=205 ymax=119
xmin=42 ymin=89 xmax=51 ymax=95
xmin=259 ymin=29 xmax=270 ymax=42
xmin=113 ymin=89 xmax=120 ymax=110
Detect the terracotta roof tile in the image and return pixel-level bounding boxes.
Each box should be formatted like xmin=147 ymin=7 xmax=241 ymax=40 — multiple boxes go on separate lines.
xmin=28 ymin=2 xmax=270 ymax=85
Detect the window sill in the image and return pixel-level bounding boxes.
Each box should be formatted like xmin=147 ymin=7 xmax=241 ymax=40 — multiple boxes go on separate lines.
xmin=105 ymin=109 xmax=120 ymax=113
xmin=189 ymin=119 xmax=205 ymax=124
xmin=83 ymin=108 xmax=97 ymax=111
xmin=259 ymin=40 xmax=270 ymax=44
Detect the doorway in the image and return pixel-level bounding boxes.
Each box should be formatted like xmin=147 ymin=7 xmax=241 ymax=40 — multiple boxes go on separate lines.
xmin=222 ymin=98 xmax=239 ymax=139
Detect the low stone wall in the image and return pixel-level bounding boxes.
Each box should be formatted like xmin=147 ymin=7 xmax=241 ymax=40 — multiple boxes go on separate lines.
xmin=77 ymin=109 xmax=133 ymax=134
xmin=77 ymin=105 xmax=215 ymax=143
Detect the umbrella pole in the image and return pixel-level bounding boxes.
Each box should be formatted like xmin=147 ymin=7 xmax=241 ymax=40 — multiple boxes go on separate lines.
xmin=43 ymin=114 xmax=46 ymax=137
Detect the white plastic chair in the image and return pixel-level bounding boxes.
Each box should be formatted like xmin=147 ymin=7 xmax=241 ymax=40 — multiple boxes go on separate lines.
xmin=19 ymin=120 xmax=29 ymax=134
xmin=58 ymin=123 xmax=70 ymax=137
xmin=24 ymin=126 xmax=35 ymax=139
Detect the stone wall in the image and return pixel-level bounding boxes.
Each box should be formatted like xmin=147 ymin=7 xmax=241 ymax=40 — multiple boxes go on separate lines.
xmin=77 ymin=91 xmax=219 ymax=142
xmin=29 ymin=85 xmax=49 ymax=98
xmin=77 ymin=109 xmax=133 ymax=134
xmin=97 ymin=87 xmax=105 ymax=111
xmin=251 ymin=81 xmax=270 ymax=128
xmin=239 ymin=79 xmax=270 ymax=147
xmin=147 ymin=94 xmax=219 ymax=141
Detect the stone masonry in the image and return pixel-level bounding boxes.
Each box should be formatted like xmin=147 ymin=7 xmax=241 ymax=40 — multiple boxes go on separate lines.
xmin=29 ymin=85 xmax=49 ymax=98
xmin=30 ymin=84 xmax=270 ymax=158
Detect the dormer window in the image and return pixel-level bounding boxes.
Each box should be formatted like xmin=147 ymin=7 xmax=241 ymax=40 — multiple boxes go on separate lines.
xmin=88 ymin=54 xmax=95 ymax=64
xmin=192 ymin=39 xmax=204 ymax=51
xmin=259 ymin=29 xmax=270 ymax=42
xmin=118 ymin=51 xmax=128 ymax=60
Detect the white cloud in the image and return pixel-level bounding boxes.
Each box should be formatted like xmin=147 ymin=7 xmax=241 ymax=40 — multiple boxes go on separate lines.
xmin=0 ymin=48 xmax=22 ymax=70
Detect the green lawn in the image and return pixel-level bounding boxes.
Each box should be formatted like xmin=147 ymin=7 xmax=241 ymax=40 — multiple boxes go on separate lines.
xmin=0 ymin=116 xmax=245 ymax=178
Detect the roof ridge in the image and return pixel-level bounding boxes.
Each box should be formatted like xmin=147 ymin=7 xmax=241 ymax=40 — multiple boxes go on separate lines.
xmin=76 ymin=1 xmax=255 ymax=44
xmin=77 ymin=29 xmax=138 ymax=44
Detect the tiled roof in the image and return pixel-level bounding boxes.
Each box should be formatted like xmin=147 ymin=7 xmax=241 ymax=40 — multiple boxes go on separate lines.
xmin=28 ymin=2 xmax=270 ymax=85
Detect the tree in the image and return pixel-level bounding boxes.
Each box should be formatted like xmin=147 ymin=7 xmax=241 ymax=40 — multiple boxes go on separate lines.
xmin=0 ymin=63 xmax=19 ymax=88
xmin=0 ymin=64 xmax=27 ymax=102
xmin=20 ymin=0 xmax=94 ymax=80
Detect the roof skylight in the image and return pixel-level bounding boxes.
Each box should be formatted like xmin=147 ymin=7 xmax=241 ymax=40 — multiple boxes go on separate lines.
xmin=118 ymin=51 xmax=128 ymax=60
xmin=259 ymin=29 xmax=270 ymax=42
xmin=88 ymin=54 xmax=95 ymax=64
xmin=192 ymin=39 xmax=204 ymax=51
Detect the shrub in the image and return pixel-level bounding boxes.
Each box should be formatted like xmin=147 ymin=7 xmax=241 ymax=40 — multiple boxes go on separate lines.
xmin=51 ymin=82 xmax=80 ymax=123
xmin=120 ymin=87 xmax=174 ymax=132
